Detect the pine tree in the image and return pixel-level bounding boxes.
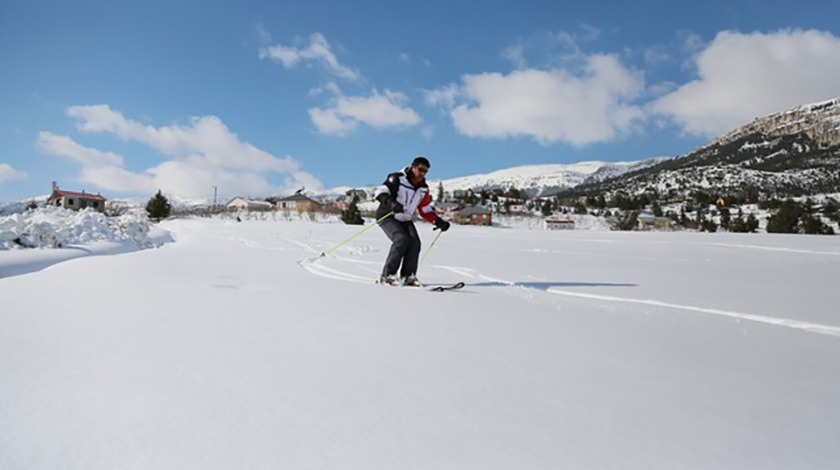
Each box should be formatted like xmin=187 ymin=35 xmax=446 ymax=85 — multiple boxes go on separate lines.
xmin=437 ymin=182 xmax=445 ymax=203
xmin=745 ymin=213 xmax=759 ymax=232
xmin=719 ymin=207 xmax=731 ymax=230
xmin=341 ymin=195 xmax=364 ymax=225
xmin=146 ymin=190 xmax=171 ymax=222
xmin=541 ymin=200 xmax=553 ymax=216
xmin=653 ymin=201 xmax=663 ymax=217
xmin=766 ymin=201 xmax=802 ymax=233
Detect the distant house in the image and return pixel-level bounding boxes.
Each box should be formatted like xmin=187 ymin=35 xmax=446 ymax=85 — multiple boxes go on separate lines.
xmin=226 ymin=197 xmax=273 ymax=212
xmin=636 ymin=214 xmax=676 ymax=231
xmin=545 ymin=219 xmax=575 ymax=230
xmin=47 ymin=183 xmax=107 ymax=212
xmin=453 ymin=205 xmax=492 ymax=226
xmin=275 ymin=194 xmax=322 ymax=212
xmin=507 ymin=203 xmax=528 ymax=213
xmin=435 ymin=202 xmax=461 ymax=220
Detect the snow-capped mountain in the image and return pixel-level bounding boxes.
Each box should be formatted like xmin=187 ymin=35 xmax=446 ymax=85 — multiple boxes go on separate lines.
xmin=571 ymin=97 xmax=840 ymax=200
xmin=430 ymin=157 xmax=670 ymax=198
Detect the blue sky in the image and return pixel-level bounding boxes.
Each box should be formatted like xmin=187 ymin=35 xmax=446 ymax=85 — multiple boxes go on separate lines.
xmin=2 ymin=0 xmax=840 ymax=202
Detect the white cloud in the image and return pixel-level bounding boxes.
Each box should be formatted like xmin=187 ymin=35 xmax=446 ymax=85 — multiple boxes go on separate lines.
xmin=423 ymin=84 xmax=460 ymax=110
xmin=651 ymin=29 xmax=840 ymax=137
xmin=0 ymin=163 xmax=27 ymax=184
xmin=37 ymin=106 xmax=321 ymax=199
xmin=432 ymin=54 xmax=645 ymax=146
xmin=67 ymin=105 xmax=295 ymax=173
xmin=37 ymin=132 xmax=124 ymax=167
xmin=258 ymin=32 xmax=360 ymax=81
xmin=309 ymin=88 xmax=421 ymax=136
xmin=501 ymin=44 xmax=527 ymax=69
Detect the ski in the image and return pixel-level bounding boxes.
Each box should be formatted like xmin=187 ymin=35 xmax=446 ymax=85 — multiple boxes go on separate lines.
xmin=376 ymin=279 xmax=466 ymax=292
xmin=424 ymin=281 xmax=466 ymax=292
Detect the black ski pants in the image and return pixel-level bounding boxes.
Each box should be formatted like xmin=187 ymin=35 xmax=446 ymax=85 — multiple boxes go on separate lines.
xmin=379 ymin=218 xmax=421 ymax=278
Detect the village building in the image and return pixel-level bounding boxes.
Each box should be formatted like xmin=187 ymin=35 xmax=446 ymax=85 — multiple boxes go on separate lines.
xmin=226 ymin=197 xmax=274 ymax=212
xmin=544 ymin=219 xmax=575 ymax=230
xmin=636 ymin=214 xmax=676 ymax=231
xmin=435 ymin=202 xmax=462 ymax=220
xmin=453 ymin=205 xmax=492 ymax=226
xmin=274 ymin=194 xmax=322 ymax=212
xmin=47 ymin=183 xmax=107 ymax=212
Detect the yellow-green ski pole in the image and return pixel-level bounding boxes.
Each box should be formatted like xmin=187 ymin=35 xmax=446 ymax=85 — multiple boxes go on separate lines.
xmin=418 ymin=229 xmax=443 ymax=267
xmin=321 ymin=211 xmax=394 ymax=257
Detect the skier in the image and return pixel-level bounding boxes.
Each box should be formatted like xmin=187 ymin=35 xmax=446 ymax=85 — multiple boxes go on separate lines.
xmin=375 ymin=156 xmax=450 ymax=286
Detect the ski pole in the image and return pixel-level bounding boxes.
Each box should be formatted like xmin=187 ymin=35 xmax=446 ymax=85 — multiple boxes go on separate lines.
xmin=321 ymin=211 xmax=394 ymax=257
xmin=418 ymin=228 xmax=443 ymax=267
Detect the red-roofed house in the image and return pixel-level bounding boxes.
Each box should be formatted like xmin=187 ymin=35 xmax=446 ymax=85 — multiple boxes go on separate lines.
xmin=47 ymin=183 xmax=107 ymax=212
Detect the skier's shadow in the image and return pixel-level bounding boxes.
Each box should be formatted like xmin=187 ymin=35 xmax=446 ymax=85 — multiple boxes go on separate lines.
xmin=470 ymin=281 xmax=636 ymax=291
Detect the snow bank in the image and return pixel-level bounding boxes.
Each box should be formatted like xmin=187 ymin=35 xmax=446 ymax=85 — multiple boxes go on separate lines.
xmin=0 ymin=206 xmax=157 ymax=250
xmin=0 ymin=207 xmax=173 ymax=278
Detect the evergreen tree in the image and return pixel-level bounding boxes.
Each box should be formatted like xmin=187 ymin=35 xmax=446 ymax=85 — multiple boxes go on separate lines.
xmin=729 ymin=216 xmax=747 ymax=233
xmin=800 ymin=213 xmax=835 ymax=235
xmin=341 ymin=195 xmax=364 ymax=225
xmin=437 ymin=182 xmax=445 ymax=203
xmin=146 ymin=190 xmax=171 ymax=222
xmin=766 ymin=201 xmax=802 ymax=233
xmin=719 ymin=207 xmax=731 ymax=230
xmin=653 ymin=201 xmax=663 ymax=217
xmin=745 ymin=213 xmax=759 ymax=232
xmin=701 ymin=218 xmax=718 ymax=233
xmin=541 ymin=200 xmax=553 ymax=216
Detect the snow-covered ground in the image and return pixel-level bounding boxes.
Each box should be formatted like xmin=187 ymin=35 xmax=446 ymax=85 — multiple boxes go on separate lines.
xmin=2 ymin=215 xmax=839 ymax=469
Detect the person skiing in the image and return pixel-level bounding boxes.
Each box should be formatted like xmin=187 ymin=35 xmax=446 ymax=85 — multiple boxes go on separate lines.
xmin=375 ymin=156 xmax=450 ymax=286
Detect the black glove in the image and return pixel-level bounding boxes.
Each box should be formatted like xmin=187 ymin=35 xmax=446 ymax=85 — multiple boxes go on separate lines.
xmin=376 ymin=194 xmax=403 ymax=218
xmin=434 ymin=218 xmax=450 ymax=232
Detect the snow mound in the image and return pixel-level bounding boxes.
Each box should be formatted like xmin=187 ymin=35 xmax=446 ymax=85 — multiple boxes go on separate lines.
xmin=0 ymin=206 xmax=156 ymax=249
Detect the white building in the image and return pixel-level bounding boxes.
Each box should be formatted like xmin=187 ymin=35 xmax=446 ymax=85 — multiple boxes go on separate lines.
xmin=545 ymin=219 xmax=575 ymax=230
xmin=226 ymin=197 xmax=274 ymax=212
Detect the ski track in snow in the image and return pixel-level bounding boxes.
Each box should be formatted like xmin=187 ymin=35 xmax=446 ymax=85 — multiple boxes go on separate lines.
xmin=298 ymin=257 xmax=371 ymax=284
xmin=706 ymin=242 xmax=840 ymax=256
xmin=435 ymin=264 xmax=840 ymax=339
xmin=546 ymin=290 xmax=840 ymax=338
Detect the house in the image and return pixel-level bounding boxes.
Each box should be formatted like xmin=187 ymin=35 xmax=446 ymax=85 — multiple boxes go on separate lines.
xmin=636 ymin=214 xmax=676 ymax=231
xmin=435 ymin=202 xmax=462 ymax=220
xmin=275 ymin=194 xmax=322 ymax=212
xmin=47 ymin=183 xmax=107 ymax=212
xmin=226 ymin=197 xmax=274 ymax=212
xmin=545 ymin=219 xmax=575 ymax=230
xmin=453 ymin=205 xmax=492 ymax=226
xmin=507 ymin=203 xmax=528 ymax=213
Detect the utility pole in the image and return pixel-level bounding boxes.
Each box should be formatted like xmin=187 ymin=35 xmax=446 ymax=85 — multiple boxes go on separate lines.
xmin=212 ymin=186 xmax=218 ymax=212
